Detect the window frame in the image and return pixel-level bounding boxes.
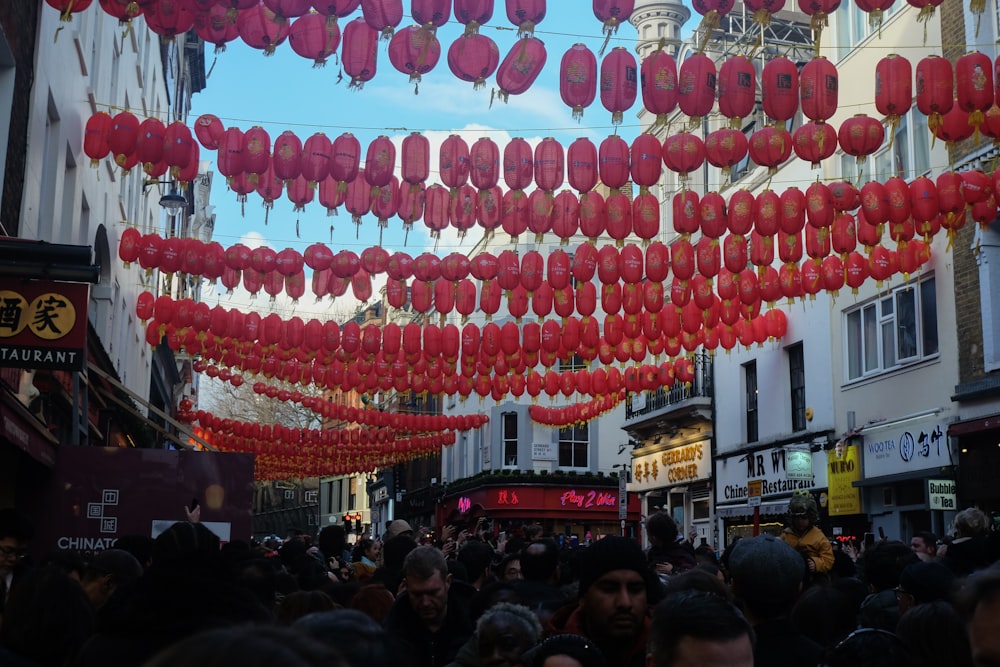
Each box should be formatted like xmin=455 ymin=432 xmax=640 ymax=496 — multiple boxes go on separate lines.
xmin=558 ymin=423 xmax=589 ymax=469
xmin=844 ymin=274 xmax=939 ymax=382
xmin=501 ymin=411 xmax=518 ymax=468
xmin=789 ymin=343 xmax=806 ymax=433
xmin=744 ymin=361 xmax=758 ymax=444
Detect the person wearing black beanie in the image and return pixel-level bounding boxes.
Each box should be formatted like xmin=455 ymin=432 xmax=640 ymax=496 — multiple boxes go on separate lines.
xmin=547 ymin=537 xmax=652 ymax=667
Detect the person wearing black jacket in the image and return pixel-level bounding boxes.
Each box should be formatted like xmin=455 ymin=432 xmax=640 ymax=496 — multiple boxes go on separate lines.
xmin=383 ymin=546 xmax=475 ymax=667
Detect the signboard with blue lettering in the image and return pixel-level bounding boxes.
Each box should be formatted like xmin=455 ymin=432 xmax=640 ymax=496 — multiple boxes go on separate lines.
xmin=860 ymin=417 xmax=953 ymax=479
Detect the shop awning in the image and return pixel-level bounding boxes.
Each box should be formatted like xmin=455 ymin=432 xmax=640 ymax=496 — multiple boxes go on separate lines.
xmin=0 ymin=391 xmax=58 ymax=467
xmin=948 ymin=415 xmax=1000 ymax=437
xmin=851 ymin=466 xmax=955 ymax=487
xmin=716 ymin=500 xmax=788 ymax=519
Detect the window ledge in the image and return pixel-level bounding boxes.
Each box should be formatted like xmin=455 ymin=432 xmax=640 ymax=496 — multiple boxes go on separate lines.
xmin=842 ymin=354 xmax=941 ymax=390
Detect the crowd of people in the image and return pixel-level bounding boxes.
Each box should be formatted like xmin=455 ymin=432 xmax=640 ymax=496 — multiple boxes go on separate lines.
xmin=1 ymin=498 xmax=1000 ymax=667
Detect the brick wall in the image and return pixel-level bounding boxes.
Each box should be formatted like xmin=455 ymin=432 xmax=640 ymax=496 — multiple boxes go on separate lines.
xmin=0 ymin=2 xmax=40 ymax=238
xmin=937 ymin=0 xmax=988 ymax=385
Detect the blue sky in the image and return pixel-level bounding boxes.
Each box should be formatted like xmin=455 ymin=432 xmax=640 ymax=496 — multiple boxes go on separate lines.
xmin=188 ymin=4 xmax=644 ymax=289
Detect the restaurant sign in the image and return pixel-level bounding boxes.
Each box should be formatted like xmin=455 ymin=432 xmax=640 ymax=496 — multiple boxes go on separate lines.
xmin=0 ymin=279 xmax=89 ymax=370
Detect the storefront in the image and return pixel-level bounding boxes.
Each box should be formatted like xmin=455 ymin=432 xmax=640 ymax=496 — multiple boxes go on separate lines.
xmin=438 ymin=478 xmax=642 ymax=544
xmin=628 ymin=438 xmax=713 ymax=548
xmin=857 ymin=414 xmax=957 ymax=540
xmin=715 ymin=444 xmax=829 ymax=547
xmin=951 ymin=414 xmax=1000 ymax=514
xmin=825 ymin=443 xmax=869 ymax=544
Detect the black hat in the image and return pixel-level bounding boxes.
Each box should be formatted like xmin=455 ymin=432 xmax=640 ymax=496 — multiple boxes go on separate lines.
xmin=577 ymin=536 xmax=648 ymax=597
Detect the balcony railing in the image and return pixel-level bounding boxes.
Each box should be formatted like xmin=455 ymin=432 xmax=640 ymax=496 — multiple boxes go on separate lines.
xmin=625 ymin=351 xmax=714 ymax=421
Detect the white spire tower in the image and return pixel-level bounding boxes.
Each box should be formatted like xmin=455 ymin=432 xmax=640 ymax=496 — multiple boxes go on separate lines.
xmin=630 ymin=0 xmax=691 ymax=60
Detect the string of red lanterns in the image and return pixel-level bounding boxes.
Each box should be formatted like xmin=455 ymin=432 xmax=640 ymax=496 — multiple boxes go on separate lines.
xmin=120 ymin=158 xmax=980 ymax=309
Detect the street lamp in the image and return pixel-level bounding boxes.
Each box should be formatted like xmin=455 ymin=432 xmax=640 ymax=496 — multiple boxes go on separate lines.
xmin=143 ymin=180 xmax=188 ymax=219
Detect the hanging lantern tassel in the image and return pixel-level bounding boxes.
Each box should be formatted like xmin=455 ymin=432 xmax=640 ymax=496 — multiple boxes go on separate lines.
xmin=869 ymin=9 xmax=884 ymax=36
xmin=464 ymin=21 xmax=481 ymax=37
xmin=885 ymin=114 xmax=900 ymax=151
xmin=970 ymin=109 xmax=985 ymax=144
xmin=753 ymin=8 xmax=773 ymax=27
xmin=411 ymin=73 xmax=421 ymax=94
xmin=927 ymin=112 xmax=943 ymax=148
xmin=697 ymin=10 xmax=721 ymax=54
xmin=264 ymin=201 xmax=272 ymax=225
xmin=811 ymin=13 xmax=828 ymax=57
xmin=971 ymin=0 xmax=986 ymax=36
xmin=917 ymin=5 xmax=936 ymax=44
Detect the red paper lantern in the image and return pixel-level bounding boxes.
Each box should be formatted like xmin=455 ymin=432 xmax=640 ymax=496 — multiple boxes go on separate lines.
xmin=560 ymin=43 xmax=598 ymax=120
xmin=470 ymin=137 xmax=500 ymax=190
xmin=506 ymin=0 xmax=545 ymax=36
xmin=606 ymin=192 xmax=633 ymax=245
xmin=342 ymin=18 xmax=379 ymax=89
xmin=744 ymin=0 xmax=786 ymax=28
xmin=477 ymin=186 xmax=502 ymax=235
xmin=331 ymin=132 xmax=361 ymax=186
xmin=800 ymin=57 xmax=838 ymax=122
xmin=534 ymin=137 xmax=564 ymax=193
xmin=854 ymin=0 xmax=895 ymax=32
xmin=875 ymin=55 xmax=912 ymax=132
xmin=144 ymin=0 xmax=196 ymax=38
xmin=593 ymin=0 xmax=635 ymax=34
xmin=388 ymin=25 xmax=441 ymax=90
xmin=496 ymin=37 xmax=547 ymax=101
xmin=598 ymin=135 xmax=630 ymax=189
xmin=109 ymin=111 xmax=140 ymax=166
xmin=272 ymin=130 xmax=303 ymax=182
xmin=600 ymin=46 xmax=639 ymax=125
xmin=779 ymin=187 xmax=805 ymax=234
xmin=838 ymin=114 xmax=885 ymax=164
xmin=793 ymin=121 xmax=837 ymax=169
xmin=504 ymin=137 xmax=534 ymax=191
xmin=361 ymin=0 xmax=402 ymax=38
xmin=956 ymin=51 xmax=993 ymax=133
xmin=447 ymin=34 xmax=500 ymax=88
xmin=641 ymin=49 xmax=678 ymax=126
xmin=47 ymin=0 xmax=94 ymax=21
xmin=412 ymin=0 xmax=451 ymax=28
xmin=83 ymin=112 xmax=114 ymax=167
xmin=194 ymin=5 xmax=241 ymax=53
xmin=630 ymin=133 xmax=663 ymax=192
xmin=662 ymin=132 xmax=706 ymax=180
xmin=762 ymin=56 xmax=798 ymax=129
xmin=237 ymin=3 xmax=289 ymax=54
xmin=831 ymin=213 xmax=857 ymax=256
xmin=916 ymin=55 xmax=954 ymax=134
xmin=401 ymin=132 xmax=430 ymax=186
xmin=705 ymin=128 xmax=750 ymax=178
xmin=677 ymin=53 xmax=716 ymax=125
xmin=934 ymin=105 xmax=974 ymax=145
xmin=718 ymin=54 xmax=756 ymax=127
xmin=288 ymin=12 xmax=341 ymax=66
xmin=579 ymin=192 xmax=607 ymax=240
xmin=672 ymin=190 xmax=700 ymax=238
xmin=552 ymin=191 xmax=581 ymax=242
xmin=454 ymin=0 xmax=494 ymax=34
xmin=699 ymin=191 xmax=727 ymax=238
xmin=754 ymin=190 xmax=781 ymax=236
xmin=632 ymin=193 xmax=660 ymax=243
xmin=567 ymin=138 xmax=598 ymax=194
xmin=748 ymin=125 xmax=792 ymax=175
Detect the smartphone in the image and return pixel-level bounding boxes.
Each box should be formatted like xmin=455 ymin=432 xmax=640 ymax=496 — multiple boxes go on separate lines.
xmin=863 ymin=532 xmax=875 ymax=549
xmin=498 ymin=531 xmax=507 ymax=541
xmin=189 ymin=497 xmax=199 ymax=512
xmin=878 ymin=526 xmax=885 ymax=540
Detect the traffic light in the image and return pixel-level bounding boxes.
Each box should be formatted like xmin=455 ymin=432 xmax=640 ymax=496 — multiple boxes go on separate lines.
xmin=343 ymin=513 xmax=351 ymax=531
xmin=353 ymin=513 xmax=362 ymax=533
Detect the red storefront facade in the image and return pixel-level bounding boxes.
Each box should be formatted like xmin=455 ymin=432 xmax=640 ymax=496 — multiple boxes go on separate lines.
xmin=438 ymin=480 xmax=643 ymax=543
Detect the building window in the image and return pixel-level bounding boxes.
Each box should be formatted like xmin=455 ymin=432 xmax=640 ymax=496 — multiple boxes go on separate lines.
xmin=835 ymin=0 xmax=900 ymax=59
xmin=558 ymin=423 xmax=589 ymax=468
xmin=558 ymin=353 xmax=587 ymax=372
xmin=845 ymin=275 xmax=939 ymax=381
xmin=873 ymin=109 xmax=931 ymax=182
xmin=729 ymin=117 xmax=757 ymax=183
xmin=789 ymin=343 xmax=806 ymax=432
xmin=502 ymin=412 xmax=518 ymax=467
xmin=744 ymin=361 xmax=758 ymax=443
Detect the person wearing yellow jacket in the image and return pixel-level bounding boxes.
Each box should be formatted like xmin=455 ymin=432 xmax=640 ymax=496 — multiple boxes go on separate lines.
xmin=779 ymin=490 xmax=835 ymax=576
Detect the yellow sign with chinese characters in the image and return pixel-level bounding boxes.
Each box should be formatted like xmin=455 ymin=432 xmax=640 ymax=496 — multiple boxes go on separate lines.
xmin=827 ymin=444 xmax=862 ymax=516
xmin=0 ymin=280 xmax=88 ymax=371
